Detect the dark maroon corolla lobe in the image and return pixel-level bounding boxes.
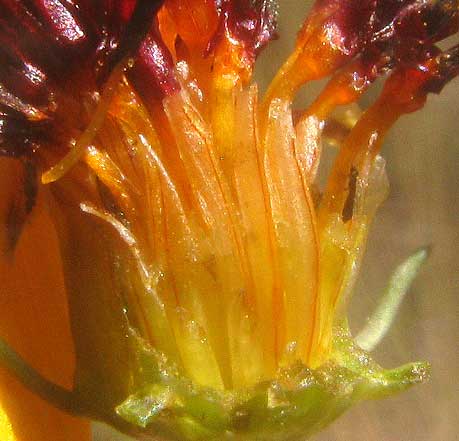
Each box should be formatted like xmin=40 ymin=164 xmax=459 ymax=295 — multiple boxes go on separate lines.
xmin=0 ymin=107 xmax=49 ymax=157
xmin=0 ymin=0 xmax=98 ymax=75
xmin=372 ymin=0 xmax=458 ymax=43
xmin=0 ymin=0 xmax=166 ymax=159
xmin=306 ymin=0 xmax=377 ymax=57
xmin=100 ymin=0 xmax=165 ymax=83
xmin=421 ymin=44 xmax=459 ymax=94
xmin=227 ymin=0 xmax=278 ymax=55
xmin=32 ymin=0 xmax=86 ymax=44
xmin=92 ymin=0 xmax=176 ymax=100
xmin=369 ymin=0 xmax=459 ymax=61
xmin=129 ymin=28 xmax=180 ymax=100
xmin=328 ymin=0 xmax=459 ymax=99
xmin=0 ymin=43 xmax=50 ymax=110
xmin=208 ymin=0 xmax=278 ymax=65
xmin=0 ymin=0 xmax=96 ymax=158
xmin=305 ymin=0 xmax=458 ymax=71
xmin=375 ymin=42 xmax=458 ymax=118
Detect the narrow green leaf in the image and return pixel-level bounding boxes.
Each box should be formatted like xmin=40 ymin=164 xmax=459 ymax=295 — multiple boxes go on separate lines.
xmin=355 ymin=247 xmax=429 ymax=351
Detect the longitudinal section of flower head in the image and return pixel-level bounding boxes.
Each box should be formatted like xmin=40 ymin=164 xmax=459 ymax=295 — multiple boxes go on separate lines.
xmin=1 ymin=1 xmax=458 ymax=401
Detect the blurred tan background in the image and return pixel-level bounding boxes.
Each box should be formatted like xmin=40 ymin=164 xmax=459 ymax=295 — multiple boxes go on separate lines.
xmin=95 ymin=1 xmax=459 ymax=440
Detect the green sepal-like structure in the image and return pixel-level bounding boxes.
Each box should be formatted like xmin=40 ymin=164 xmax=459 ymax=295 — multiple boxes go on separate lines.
xmin=116 ymin=327 xmax=429 ymax=441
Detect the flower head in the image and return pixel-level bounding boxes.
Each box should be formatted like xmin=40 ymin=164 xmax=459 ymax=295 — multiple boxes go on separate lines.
xmin=0 ymin=1 xmax=458 ymax=440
